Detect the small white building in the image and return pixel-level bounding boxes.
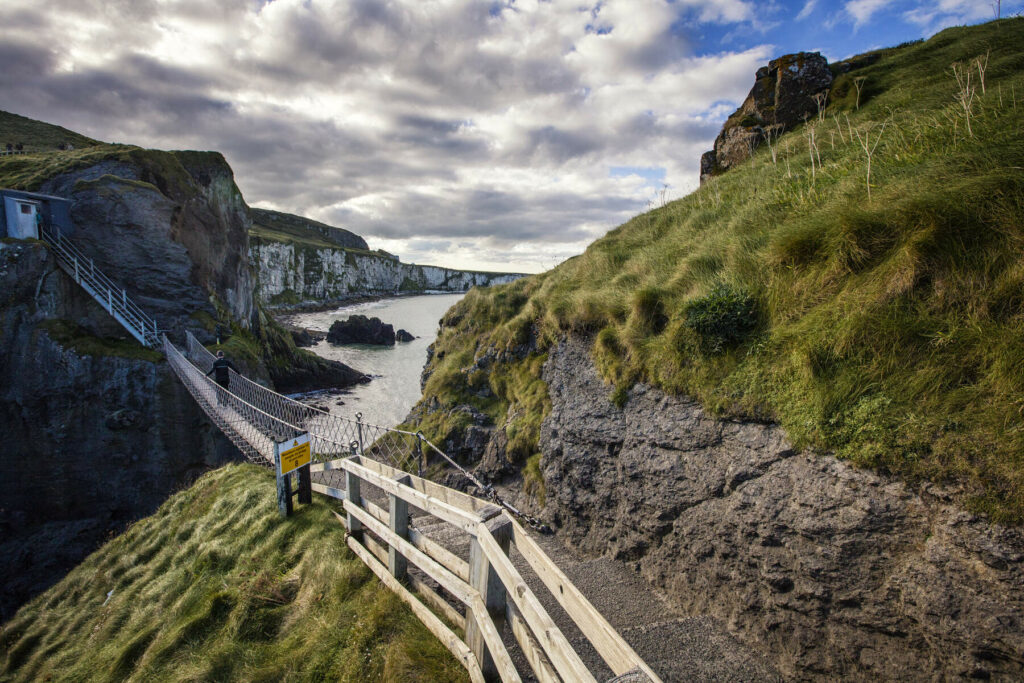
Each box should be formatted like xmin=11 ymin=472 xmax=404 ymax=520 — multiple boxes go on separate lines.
xmin=0 ymin=189 xmax=73 ymax=240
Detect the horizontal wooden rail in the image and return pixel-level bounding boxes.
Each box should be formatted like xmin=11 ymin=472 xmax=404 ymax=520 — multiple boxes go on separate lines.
xmin=317 ymin=455 xmax=661 ymax=683
xmin=345 ymin=534 xmax=485 ymax=683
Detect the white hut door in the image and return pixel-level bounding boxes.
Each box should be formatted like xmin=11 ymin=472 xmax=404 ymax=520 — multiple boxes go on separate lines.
xmin=14 ymin=202 xmax=38 ymax=239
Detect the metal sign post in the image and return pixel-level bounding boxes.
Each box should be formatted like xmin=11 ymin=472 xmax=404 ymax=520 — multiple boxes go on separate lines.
xmin=274 ymin=433 xmax=312 ymax=517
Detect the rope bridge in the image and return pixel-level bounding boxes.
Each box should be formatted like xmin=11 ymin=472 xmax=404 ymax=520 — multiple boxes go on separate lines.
xmin=40 ymin=227 xmax=661 ymax=682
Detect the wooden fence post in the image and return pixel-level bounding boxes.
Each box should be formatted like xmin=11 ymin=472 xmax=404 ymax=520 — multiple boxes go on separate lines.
xmin=297 ymin=464 xmax=312 ymax=504
xmin=466 ymin=515 xmax=513 ymax=681
xmin=389 ymin=474 xmax=410 ymax=581
xmin=274 ymin=443 xmax=292 ymax=518
xmin=345 ymin=469 xmax=363 ymax=541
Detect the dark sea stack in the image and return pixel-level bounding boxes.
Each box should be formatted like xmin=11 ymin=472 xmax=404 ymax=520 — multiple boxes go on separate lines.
xmin=396 ymin=329 xmax=415 ymax=342
xmin=326 ymin=315 xmax=396 ymax=345
xmin=700 ymin=51 xmax=833 ymax=184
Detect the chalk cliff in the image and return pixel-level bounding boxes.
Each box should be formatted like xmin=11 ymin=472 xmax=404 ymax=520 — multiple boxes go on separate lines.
xmin=250 ymin=238 xmax=524 ymax=308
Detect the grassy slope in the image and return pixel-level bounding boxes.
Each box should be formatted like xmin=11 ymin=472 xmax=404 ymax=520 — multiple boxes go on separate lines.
xmin=0 ymin=465 xmax=467 ymax=683
xmin=0 ymin=110 xmax=100 ymax=153
xmin=413 ymin=19 xmax=1024 ymax=521
xmin=250 ymin=208 xmax=372 ymax=252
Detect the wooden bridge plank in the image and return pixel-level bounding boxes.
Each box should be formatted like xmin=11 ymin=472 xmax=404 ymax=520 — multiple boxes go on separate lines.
xmin=409 ymin=573 xmax=466 ymax=631
xmin=352 ymin=456 xmax=496 ymax=514
xmin=343 ymin=500 xmax=476 ymax=607
xmin=506 ymin=600 xmax=561 ymax=683
xmin=467 ymin=593 xmax=522 ymax=683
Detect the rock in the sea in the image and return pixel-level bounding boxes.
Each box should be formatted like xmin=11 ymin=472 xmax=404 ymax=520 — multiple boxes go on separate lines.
xmin=286 ymin=325 xmax=323 ymax=348
xmin=700 ymin=51 xmax=832 ymax=183
xmin=396 ymin=329 xmax=415 ymax=342
xmin=326 ymin=315 xmax=395 ymax=345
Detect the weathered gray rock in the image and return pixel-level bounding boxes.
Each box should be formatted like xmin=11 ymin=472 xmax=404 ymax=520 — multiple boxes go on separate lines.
xmin=396 ymin=328 xmax=415 ymax=342
xmin=701 ymin=52 xmax=832 ymax=183
xmin=535 ymin=337 xmax=1024 ymax=680
xmin=38 ymin=149 xmax=255 ymax=340
xmin=0 ymin=242 xmax=238 ymax=620
xmin=327 ymin=314 xmax=395 ymax=345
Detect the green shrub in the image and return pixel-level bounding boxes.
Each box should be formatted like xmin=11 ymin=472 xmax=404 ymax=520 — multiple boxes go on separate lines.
xmin=683 ymin=285 xmax=759 ymax=353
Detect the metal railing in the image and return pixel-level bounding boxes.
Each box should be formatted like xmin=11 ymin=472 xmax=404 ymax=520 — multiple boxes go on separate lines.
xmin=40 ymin=224 xmax=160 ymax=347
xmin=0 ymin=149 xmax=27 ymax=156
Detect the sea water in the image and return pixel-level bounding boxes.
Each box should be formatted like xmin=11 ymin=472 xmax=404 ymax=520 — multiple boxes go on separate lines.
xmin=286 ymin=293 xmax=465 ymax=428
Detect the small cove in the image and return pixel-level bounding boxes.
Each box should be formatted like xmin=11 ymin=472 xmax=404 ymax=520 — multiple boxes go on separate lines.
xmin=284 ymin=293 xmax=465 ymax=428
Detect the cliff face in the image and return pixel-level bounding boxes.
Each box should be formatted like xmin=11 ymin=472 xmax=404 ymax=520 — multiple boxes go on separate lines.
xmin=0 ymin=242 xmax=238 ymax=620
xmin=250 ymin=239 xmax=524 ymax=307
xmin=532 ymin=338 xmax=1024 ymax=681
xmin=36 ymin=148 xmax=255 ymax=339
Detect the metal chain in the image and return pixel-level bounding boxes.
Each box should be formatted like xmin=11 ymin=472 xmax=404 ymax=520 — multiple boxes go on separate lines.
xmin=417 ymin=433 xmax=551 ymax=534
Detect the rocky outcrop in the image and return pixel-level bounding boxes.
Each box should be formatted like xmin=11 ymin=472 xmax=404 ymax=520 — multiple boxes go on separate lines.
xmin=250 ymin=239 xmax=525 ymax=308
xmin=700 ymin=52 xmax=832 ymax=183
xmin=37 ymin=149 xmax=255 ymax=339
xmin=396 ymin=329 xmax=415 ymax=342
xmin=0 ymin=242 xmax=238 ymax=620
xmin=327 ymin=315 xmax=395 ymax=346
xmin=533 ymin=337 xmax=1024 ymax=680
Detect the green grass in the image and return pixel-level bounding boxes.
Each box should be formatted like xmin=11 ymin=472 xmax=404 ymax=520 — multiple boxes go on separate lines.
xmin=412 ymin=19 xmax=1024 ymax=522
xmin=38 ymin=319 xmax=164 ymax=363
xmin=249 ymin=208 xmax=372 ymax=253
xmin=0 ymin=110 xmax=101 ymax=155
xmin=0 ymin=465 xmax=468 ymax=682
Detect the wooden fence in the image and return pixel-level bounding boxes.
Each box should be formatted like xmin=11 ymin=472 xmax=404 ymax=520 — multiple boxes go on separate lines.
xmin=310 ymin=455 xmax=660 ymax=683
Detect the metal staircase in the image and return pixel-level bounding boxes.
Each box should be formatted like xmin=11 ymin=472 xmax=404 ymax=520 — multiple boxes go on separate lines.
xmin=39 ymin=224 xmax=160 ymax=347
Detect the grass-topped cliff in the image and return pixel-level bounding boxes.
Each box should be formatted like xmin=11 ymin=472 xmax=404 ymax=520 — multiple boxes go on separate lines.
xmin=0 ymin=465 xmax=466 ymax=682
xmin=411 ymin=19 xmax=1024 ymax=522
xmin=250 ymin=208 xmax=373 ymax=252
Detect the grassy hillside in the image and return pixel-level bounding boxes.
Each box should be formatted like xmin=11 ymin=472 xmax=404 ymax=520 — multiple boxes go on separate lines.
xmin=411 ymin=19 xmax=1024 ymax=522
xmin=0 ymin=110 xmax=101 ymax=154
xmin=0 ymin=465 xmax=466 ymax=682
xmin=250 ymin=208 xmax=372 ymax=252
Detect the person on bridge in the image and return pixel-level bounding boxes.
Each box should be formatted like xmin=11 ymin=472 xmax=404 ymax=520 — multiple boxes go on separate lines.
xmin=205 ymin=350 xmax=239 ymax=406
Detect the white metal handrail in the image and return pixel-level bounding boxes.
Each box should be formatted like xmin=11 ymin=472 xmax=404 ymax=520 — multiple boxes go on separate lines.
xmin=40 ymin=224 xmax=160 ymax=347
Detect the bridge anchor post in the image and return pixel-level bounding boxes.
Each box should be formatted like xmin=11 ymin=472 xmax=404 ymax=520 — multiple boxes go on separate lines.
xmin=274 ymin=446 xmax=293 ymax=518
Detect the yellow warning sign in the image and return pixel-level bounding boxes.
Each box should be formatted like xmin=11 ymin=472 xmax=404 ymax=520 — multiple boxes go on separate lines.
xmin=278 ymin=434 xmax=311 ymax=475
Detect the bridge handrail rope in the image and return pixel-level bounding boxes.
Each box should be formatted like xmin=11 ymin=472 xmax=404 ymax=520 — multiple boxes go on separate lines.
xmin=42 ymin=225 xmax=155 ymax=330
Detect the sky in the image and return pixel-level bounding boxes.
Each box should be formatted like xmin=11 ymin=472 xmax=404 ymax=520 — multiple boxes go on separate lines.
xmin=0 ymin=0 xmax=1008 ymax=273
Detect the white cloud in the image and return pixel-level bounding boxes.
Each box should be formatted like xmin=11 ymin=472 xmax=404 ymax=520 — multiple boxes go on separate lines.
xmin=903 ymin=0 xmax=993 ymax=33
xmin=0 ymin=0 xmax=769 ymax=273
xmin=845 ymin=0 xmax=891 ymax=27
xmin=797 ymin=0 xmax=818 ymax=20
